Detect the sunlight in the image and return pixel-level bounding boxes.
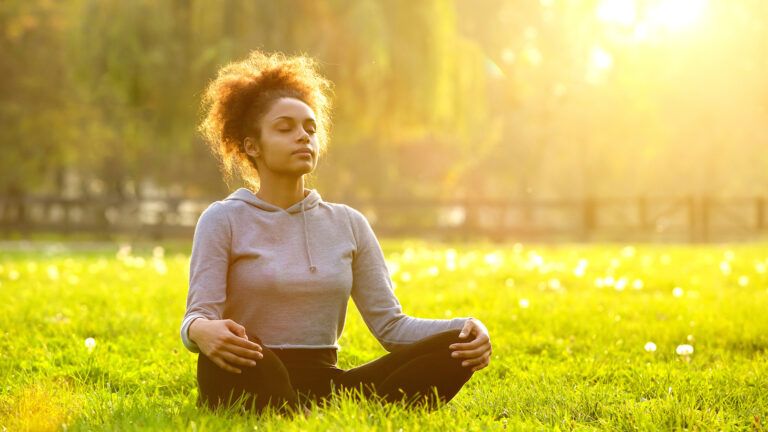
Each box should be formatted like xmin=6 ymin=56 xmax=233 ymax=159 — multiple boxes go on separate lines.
xmin=597 ymin=0 xmax=709 ymax=36
xmin=649 ymin=0 xmax=708 ymax=32
xmin=597 ymin=0 xmax=637 ymax=27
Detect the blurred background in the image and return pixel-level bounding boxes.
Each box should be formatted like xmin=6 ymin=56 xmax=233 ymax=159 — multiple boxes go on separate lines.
xmin=1 ymin=0 xmax=767 ymax=242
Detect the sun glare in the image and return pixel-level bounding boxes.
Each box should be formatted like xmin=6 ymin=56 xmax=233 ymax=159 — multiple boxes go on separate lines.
xmin=597 ymin=0 xmax=637 ymax=27
xmin=597 ymin=0 xmax=709 ymax=35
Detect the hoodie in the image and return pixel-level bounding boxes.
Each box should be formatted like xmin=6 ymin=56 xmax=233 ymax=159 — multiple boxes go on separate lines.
xmin=180 ymin=187 xmax=470 ymax=354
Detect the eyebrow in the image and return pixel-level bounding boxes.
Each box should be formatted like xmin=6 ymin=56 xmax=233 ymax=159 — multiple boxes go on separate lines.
xmin=271 ymin=116 xmax=316 ymax=123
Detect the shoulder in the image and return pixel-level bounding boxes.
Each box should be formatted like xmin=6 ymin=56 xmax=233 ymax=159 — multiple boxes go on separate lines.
xmin=196 ymin=200 xmax=233 ymax=228
xmin=328 ymin=202 xmax=369 ymax=227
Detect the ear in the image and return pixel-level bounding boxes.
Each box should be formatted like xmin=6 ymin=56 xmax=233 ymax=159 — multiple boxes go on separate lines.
xmin=243 ymin=136 xmax=260 ymax=158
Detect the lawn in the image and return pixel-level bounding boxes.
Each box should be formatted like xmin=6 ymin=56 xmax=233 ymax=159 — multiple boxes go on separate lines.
xmin=1 ymin=240 xmax=766 ymax=431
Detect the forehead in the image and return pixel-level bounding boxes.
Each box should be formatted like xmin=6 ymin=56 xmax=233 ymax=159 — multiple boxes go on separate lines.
xmin=266 ymin=97 xmax=316 ymax=121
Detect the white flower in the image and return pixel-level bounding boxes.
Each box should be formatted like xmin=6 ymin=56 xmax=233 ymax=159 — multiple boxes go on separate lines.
xmin=672 ymin=287 xmax=684 ymax=298
xmin=518 ymin=298 xmax=530 ymax=309
xmin=644 ymin=342 xmax=657 ymax=352
xmin=675 ymin=344 xmax=694 ymax=356
xmin=85 ymin=337 xmax=97 ymax=352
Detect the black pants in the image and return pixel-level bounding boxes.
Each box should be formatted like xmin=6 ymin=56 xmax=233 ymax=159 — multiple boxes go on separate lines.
xmin=196 ymin=329 xmax=475 ymax=415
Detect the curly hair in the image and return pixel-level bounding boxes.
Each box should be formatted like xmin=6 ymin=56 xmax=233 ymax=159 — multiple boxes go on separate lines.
xmin=198 ymin=50 xmax=333 ymax=190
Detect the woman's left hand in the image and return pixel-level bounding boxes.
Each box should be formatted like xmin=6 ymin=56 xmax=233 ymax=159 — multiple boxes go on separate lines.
xmin=449 ymin=317 xmax=492 ymax=372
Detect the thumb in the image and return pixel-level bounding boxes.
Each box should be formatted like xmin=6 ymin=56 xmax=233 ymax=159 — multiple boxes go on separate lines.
xmin=459 ymin=320 xmax=472 ymax=338
xmin=225 ymin=319 xmax=246 ymax=338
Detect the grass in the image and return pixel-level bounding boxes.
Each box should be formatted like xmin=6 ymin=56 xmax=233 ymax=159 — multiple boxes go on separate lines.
xmin=0 ymin=239 xmax=766 ymax=431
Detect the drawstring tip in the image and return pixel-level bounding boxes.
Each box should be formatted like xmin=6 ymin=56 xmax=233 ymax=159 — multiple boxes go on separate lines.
xmin=309 ymin=265 xmax=317 ymax=273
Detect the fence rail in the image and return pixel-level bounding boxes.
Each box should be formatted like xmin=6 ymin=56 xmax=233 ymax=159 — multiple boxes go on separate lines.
xmin=1 ymin=195 xmax=766 ymax=242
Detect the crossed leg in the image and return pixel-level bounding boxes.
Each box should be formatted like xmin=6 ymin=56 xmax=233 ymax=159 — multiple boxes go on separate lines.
xmin=327 ymin=329 xmax=475 ymax=410
xmin=195 ymin=329 xmax=475 ymax=414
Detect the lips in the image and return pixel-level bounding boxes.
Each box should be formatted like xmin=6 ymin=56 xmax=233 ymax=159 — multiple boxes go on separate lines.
xmin=293 ymin=148 xmax=313 ymax=156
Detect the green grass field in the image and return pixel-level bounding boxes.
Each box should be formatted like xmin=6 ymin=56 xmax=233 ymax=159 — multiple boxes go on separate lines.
xmin=1 ymin=240 xmax=766 ymax=431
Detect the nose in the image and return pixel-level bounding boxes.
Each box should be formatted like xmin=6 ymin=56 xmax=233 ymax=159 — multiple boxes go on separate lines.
xmin=297 ymin=129 xmax=310 ymax=143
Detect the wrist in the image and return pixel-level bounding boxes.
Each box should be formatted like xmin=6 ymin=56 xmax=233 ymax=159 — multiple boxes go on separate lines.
xmin=188 ymin=317 xmax=208 ymax=343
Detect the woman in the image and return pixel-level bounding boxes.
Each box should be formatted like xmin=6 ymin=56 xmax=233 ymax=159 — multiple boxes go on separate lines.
xmin=180 ymin=50 xmax=492 ymax=417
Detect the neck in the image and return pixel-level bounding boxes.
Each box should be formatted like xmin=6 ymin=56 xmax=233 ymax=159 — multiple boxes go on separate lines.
xmin=254 ymin=175 xmax=308 ymax=210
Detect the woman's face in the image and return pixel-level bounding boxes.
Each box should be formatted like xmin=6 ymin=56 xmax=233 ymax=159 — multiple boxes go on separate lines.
xmin=245 ymin=97 xmax=319 ymax=178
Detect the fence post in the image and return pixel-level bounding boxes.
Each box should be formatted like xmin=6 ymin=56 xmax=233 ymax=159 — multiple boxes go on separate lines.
xmin=638 ymin=196 xmax=649 ymax=232
xmin=701 ymin=196 xmax=710 ymax=243
xmin=582 ymin=197 xmax=596 ymax=241
xmin=687 ymin=195 xmax=698 ymax=243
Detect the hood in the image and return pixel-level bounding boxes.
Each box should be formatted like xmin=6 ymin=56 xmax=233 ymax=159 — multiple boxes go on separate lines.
xmin=225 ymin=187 xmax=322 ymax=214
xmin=225 ymin=187 xmax=322 ymax=273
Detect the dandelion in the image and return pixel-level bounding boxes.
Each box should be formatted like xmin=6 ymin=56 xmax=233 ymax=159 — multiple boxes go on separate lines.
xmin=574 ymin=259 xmax=588 ymax=277
xmin=427 ymin=265 xmax=440 ymax=276
xmin=644 ymin=342 xmax=657 ymax=352
xmin=518 ymin=298 xmax=530 ymax=309
xmin=484 ymin=252 xmax=503 ymax=267
xmin=738 ymin=275 xmax=749 ymax=287
xmin=755 ymin=262 xmax=766 ymax=274
xmin=595 ymin=277 xmax=605 ymax=288
xmin=719 ymin=261 xmax=732 ymax=275
xmin=632 ymin=279 xmax=644 ymax=290
xmin=675 ymin=344 xmax=694 ymax=356
xmin=400 ymin=272 xmax=412 ymax=282
xmin=46 ymin=265 xmax=60 ymax=281
xmin=672 ymin=287 xmax=684 ymax=298
xmin=614 ymin=277 xmax=627 ymax=291
xmin=116 ymin=244 xmax=132 ymax=261
xmin=85 ymin=337 xmax=97 ymax=353
xmin=621 ymin=246 xmax=636 ymax=258
xmin=548 ymin=278 xmax=562 ymax=290
xmin=445 ymin=250 xmax=457 ymax=272
xmin=153 ymin=259 xmax=168 ymax=275
xmin=528 ymin=251 xmax=544 ymax=268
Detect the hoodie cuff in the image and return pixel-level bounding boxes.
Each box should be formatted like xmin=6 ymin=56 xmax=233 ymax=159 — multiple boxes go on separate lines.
xmin=180 ymin=315 xmax=206 ymax=353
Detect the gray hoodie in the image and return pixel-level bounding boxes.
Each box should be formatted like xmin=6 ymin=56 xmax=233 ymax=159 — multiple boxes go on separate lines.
xmin=180 ymin=187 xmax=470 ymax=353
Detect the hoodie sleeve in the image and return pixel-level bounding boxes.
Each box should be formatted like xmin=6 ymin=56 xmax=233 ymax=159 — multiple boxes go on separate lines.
xmin=344 ymin=205 xmax=471 ymax=352
xmin=180 ymin=202 xmax=231 ymax=353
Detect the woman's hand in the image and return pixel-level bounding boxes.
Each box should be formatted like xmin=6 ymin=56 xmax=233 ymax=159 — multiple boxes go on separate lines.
xmin=449 ymin=318 xmax=492 ymax=372
xmin=189 ymin=318 xmax=264 ymax=374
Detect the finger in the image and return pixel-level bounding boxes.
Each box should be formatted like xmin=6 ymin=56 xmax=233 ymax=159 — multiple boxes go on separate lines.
xmin=458 ymin=320 xmax=474 ymax=339
xmin=221 ymin=350 xmax=258 ymax=368
xmin=227 ymin=335 xmax=262 ymax=352
xmin=451 ymin=344 xmax=491 ymax=359
xmin=471 ymin=361 xmax=489 ymax=372
xmin=225 ymin=319 xmax=247 ymax=338
xmin=460 ymin=352 xmax=490 ymax=368
xmin=213 ymin=357 xmax=242 ymax=374
xmin=450 ymin=334 xmax=490 ymax=351
xmin=226 ymin=343 xmax=264 ymax=361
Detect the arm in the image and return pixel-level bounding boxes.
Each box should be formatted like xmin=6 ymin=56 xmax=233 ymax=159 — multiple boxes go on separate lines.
xmin=344 ymin=205 xmax=471 ymax=352
xmin=178 ymin=202 xmax=272 ymax=373
xmin=180 ymin=202 xmax=231 ymax=353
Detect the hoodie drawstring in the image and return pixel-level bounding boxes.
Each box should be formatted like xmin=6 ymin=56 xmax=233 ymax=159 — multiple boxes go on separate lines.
xmin=301 ymin=200 xmax=317 ymax=273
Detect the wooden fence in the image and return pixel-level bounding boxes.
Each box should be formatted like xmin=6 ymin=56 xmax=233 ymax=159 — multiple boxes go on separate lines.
xmin=0 ymin=195 xmax=766 ymax=243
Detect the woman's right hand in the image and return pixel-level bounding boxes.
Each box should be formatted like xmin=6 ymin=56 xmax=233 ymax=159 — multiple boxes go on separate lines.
xmin=188 ymin=318 xmax=264 ymax=374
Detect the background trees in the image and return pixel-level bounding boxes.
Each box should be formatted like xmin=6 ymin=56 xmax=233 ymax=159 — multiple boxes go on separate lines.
xmin=1 ymin=0 xmax=766 ymax=202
